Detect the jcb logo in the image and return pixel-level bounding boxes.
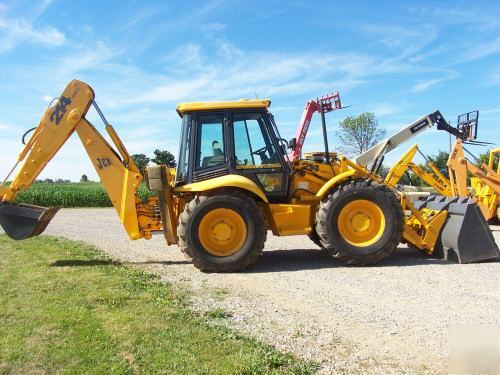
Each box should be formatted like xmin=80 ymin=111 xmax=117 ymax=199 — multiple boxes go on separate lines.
xmin=96 ymin=157 xmax=112 ymax=169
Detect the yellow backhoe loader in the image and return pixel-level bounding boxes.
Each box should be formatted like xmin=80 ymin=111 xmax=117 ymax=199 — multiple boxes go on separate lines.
xmin=0 ymin=80 xmax=498 ymax=271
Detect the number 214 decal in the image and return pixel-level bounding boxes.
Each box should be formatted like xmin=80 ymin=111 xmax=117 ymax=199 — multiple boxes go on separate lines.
xmin=49 ymin=96 xmax=72 ymax=125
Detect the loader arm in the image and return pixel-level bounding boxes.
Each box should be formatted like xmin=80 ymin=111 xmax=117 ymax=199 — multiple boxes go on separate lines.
xmin=0 ymin=80 xmax=163 ymax=241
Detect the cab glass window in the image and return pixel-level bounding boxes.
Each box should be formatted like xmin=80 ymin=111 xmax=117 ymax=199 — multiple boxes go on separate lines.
xmin=195 ymin=114 xmax=225 ymax=170
xmin=176 ymin=114 xmax=191 ymax=183
xmin=233 ymin=113 xmax=279 ymax=168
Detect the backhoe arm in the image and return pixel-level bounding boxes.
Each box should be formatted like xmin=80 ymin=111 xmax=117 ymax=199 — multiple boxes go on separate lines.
xmin=0 ymin=80 xmax=161 ymax=240
xmin=385 ymin=144 xmax=451 ymax=195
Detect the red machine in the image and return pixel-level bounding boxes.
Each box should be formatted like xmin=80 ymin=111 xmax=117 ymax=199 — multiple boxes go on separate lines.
xmin=289 ymin=92 xmax=342 ymax=160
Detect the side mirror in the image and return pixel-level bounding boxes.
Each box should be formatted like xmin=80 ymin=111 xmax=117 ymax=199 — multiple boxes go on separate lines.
xmin=288 ymin=138 xmax=297 ymax=150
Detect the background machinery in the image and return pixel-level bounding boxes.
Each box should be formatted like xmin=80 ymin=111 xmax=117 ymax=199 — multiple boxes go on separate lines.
xmin=383 ymin=111 xmax=500 ymax=222
xmin=0 ymin=80 xmax=498 ymax=272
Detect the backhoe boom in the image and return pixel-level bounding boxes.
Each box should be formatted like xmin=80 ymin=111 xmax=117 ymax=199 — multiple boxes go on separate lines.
xmin=0 ymin=80 xmax=160 ymax=240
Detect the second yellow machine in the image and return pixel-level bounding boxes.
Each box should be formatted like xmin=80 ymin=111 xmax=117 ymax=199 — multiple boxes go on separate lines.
xmin=1 ymin=80 xmax=498 ymax=271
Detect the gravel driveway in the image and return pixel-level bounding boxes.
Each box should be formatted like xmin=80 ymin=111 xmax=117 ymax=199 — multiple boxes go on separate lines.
xmin=4 ymin=208 xmax=499 ymax=373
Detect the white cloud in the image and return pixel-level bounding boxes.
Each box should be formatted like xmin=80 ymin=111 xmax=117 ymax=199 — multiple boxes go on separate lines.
xmin=411 ymin=70 xmax=459 ymax=92
xmin=490 ymin=72 xmax=500 ymax=85
xmin=367 ymin=103 xmax=400 ymax=117
xmin=481 ymin=108 xmax=500 ymax=114
xmin=457 ymin=37 xmax=500 ymax=63
xmin=0 ymin=17 xmax=65 ymax=52
xmin=0 ymin=122 xmax=10 ymax=130
xmin=121 ymin=43 xmax=412 ymax=106
xmin=201 ymin=22 xmax=226 ymax=32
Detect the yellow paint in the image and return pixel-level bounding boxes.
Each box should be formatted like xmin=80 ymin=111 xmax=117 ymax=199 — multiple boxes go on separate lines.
xmin=175 ymin=174 xmax=269 ymax=202
xmin=385 ymin=144 xmax=419 ymax=186
xmin=337 ymin=199 xmax=385 ymax=247
xmin=236 ymin=163 xmax=282 ymax=170
xmin=266 ymin=204 xmax=312 ymax=236
xmin=315 ymin=170 xmax=356 ymax=198
xmin=198 ymin=208 xmax=247 ymax=256
xmin=2 ymin=80 xmax=94 ymax=202
xmin=176 ymin=99 xmax=270 ymax=115
xmin=385 ymin=144 xmax=451 ymax=195
xmin=0 ymin=80 xmax=160 ymax=241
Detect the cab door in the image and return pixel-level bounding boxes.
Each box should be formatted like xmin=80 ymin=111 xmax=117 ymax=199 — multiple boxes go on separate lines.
xmin=229 ymin=111 xmax=289 ymax=201
xmin=191 ymin=112 xmax=229 ymax=182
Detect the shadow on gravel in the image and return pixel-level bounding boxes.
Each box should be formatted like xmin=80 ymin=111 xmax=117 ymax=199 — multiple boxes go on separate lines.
xmin=247 ymin=247 xmax=459 ymax=273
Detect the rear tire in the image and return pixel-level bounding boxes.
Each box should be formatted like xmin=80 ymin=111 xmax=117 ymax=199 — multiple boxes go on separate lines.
xmin=178 ymin=190 xmax=267 ymax=272
xmin=315 ymin=179 xmax=403 ymax=265
xmin=308 ymin=229 xmax=324 ymax=248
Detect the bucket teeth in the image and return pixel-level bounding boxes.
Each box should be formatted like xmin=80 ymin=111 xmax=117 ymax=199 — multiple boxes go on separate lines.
xmin=0 ymin=202 xmax=60 ymax=240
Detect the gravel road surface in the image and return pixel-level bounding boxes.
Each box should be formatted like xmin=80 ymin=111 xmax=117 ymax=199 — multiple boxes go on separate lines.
xmin=3 ymin=208 xmax=499 ymax=373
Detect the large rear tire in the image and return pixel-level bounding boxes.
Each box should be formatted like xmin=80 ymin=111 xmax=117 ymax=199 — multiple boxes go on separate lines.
xmin=308 ymin=230 xmax=324 ymax=248
xmin=315 ymin=179 xmax=403 ymax=265
xmin=178 ymin=190 xmax=267 ymax=272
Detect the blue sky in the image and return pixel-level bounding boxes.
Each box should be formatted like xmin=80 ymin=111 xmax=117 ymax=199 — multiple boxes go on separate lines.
xmin=0 ymin=0 xmax=499 ymax=181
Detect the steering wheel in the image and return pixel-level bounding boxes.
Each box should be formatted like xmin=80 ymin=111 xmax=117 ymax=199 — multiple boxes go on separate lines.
xmin=252 ymin=146 xmax=268 ymax=156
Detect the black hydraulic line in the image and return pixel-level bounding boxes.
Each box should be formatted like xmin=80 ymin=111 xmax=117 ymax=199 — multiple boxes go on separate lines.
xmin=22 ymin=127 xmax=37 ymax=145
xmin=319 ymin=102 xmax=330 ymax=163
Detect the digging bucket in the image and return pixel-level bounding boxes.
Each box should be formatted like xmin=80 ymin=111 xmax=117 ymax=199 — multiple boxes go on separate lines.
xmin=439 ymin=198 xmax=499 ymax=263
xmin=0 ymin=202 xmax=60 ymax=240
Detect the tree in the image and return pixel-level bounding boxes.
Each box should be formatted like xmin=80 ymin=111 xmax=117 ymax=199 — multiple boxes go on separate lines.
xmin=80 ymin=174 xmax=88 ymax=182
xmin=337 ymin=112 xmax=386 ymax=157
xmin=152 ymin=149 xmax=176 ymax=167
xmin=131 ymin=154 xmax=150 ymax=174
xmin=477 ymin=149 xmax=498 ymax=170
xmin=427 ymin=151 xmax=450 ymax=179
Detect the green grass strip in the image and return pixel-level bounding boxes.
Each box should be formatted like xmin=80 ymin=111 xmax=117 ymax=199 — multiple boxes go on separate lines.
xmin=0 ymin=236 xmax=317 ymax=375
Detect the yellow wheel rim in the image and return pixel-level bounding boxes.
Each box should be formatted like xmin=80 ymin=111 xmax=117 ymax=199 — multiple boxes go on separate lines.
xmin=198 ymin=208 xmax=247 ymax=257
xmin=337 ymin=199 xmax=385 ymax=247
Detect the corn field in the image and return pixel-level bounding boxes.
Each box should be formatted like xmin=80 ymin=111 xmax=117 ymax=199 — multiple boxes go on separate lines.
xmin=15 ymin=182 xmax=154 ymax=207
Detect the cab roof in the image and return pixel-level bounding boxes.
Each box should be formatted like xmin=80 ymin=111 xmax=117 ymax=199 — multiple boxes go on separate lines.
xmin=176 ymin=99 xmax=271 ymax=116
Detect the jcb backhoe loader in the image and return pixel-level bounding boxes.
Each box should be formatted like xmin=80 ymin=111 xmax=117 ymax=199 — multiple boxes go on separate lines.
xmin=0 ymin=80 xmax=498 ymax=271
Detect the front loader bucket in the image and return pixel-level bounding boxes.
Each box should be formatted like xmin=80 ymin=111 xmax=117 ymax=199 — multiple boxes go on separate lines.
xmin=440 ymin=199 xmax=499 ymax=263
xmin=0 ymin=202 xmax=60 ymax=240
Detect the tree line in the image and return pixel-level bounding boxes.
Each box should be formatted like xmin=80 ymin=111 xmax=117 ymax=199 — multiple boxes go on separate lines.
xmin=131 ymin=149 xmax=176 ymax=175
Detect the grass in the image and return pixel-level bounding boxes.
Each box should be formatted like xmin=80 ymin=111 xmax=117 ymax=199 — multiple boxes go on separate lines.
xmin=14 ymin=182 xmax=154 ymax=208
xmin=0 ymin=235 xmax=317 ymax=374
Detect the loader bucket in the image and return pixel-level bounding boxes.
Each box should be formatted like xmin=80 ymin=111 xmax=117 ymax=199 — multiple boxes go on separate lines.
xmin=439 ymin=198 xmax=499 ymax=263
xmin=0 ymin=202 xmax=60 ymax=240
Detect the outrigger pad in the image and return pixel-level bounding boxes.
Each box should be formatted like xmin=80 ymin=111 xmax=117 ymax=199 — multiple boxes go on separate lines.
xmin=0 ymin=202 xmax=60 ymax=240
xmin=440 ymin=200 xmax=500 ymax=263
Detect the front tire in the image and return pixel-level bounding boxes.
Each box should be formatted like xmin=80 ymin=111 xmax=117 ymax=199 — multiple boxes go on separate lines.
xmin=178 ymin=190 xmax=267 ymax=272
xmin=315 ymin=179 xmax=403 ymax=265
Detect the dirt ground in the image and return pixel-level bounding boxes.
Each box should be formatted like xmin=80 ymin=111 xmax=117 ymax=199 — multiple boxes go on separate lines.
xmin=3 ymin=208 xmax=499 ymax=374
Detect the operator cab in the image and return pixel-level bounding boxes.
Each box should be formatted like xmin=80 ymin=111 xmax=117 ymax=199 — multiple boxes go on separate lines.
xmin=176 ymin=100 xmax=291 ymax=201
